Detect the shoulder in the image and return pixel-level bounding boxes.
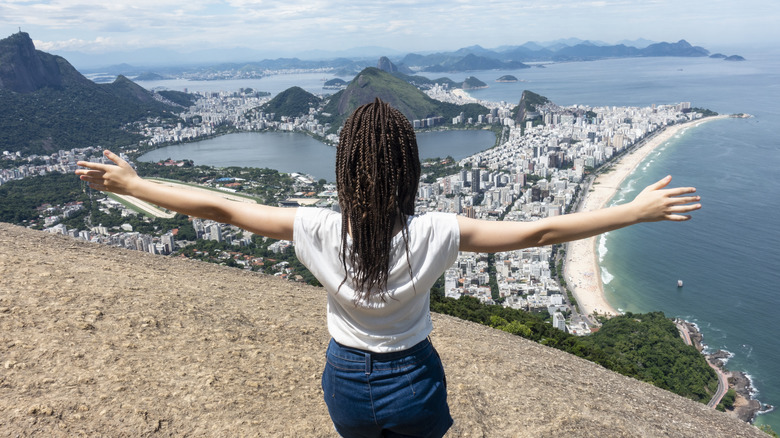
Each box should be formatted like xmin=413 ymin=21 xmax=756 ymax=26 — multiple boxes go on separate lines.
xmin=408 ymin=212 xmax=460 ymax=246
xmin=411 ymin=212 xmax=459 ymax=230
xmin=294 ymin=207 xmax=342 ymax=238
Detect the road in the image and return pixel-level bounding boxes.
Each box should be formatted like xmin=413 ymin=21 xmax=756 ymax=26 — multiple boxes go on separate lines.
xmin=676 ymin=320 xmax=729 ymax=408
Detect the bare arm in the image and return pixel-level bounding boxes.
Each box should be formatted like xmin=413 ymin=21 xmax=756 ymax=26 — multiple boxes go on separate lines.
xmin=458 ymin=175 xmax=701 ymax=253
xmin=76 ymin=150 xmax=296 ymax=240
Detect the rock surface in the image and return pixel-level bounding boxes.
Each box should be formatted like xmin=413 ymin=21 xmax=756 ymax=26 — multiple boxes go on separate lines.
xmin=0 ymin=222 xmax=767 ymax=437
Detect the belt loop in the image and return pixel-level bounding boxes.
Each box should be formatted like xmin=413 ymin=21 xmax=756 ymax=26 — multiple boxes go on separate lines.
xmin=365 ymin=352 xmax=371 ymax=375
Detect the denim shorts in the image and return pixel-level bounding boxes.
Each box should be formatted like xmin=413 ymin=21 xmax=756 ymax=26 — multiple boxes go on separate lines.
xmin=322 ymin=338 xmax=453 ymax=438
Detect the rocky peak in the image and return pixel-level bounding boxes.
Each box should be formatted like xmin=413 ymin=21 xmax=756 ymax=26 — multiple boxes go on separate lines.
xmin=0 ymin=31 xmax=67 ymax=93
xmin=376 ymin=56 xmax=398 ymax=73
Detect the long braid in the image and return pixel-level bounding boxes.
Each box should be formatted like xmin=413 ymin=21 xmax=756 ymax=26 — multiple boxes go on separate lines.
xmin=336 ymin=98 xmax=420 ymax=304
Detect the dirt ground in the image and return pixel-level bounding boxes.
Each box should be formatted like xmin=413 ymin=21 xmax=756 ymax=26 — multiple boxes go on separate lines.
xmin=0 ymin=222 xmax=767 ymax=437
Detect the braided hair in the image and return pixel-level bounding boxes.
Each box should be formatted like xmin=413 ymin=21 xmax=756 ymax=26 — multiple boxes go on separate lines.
xmin=336 ymin=98 xmax=421 ymax=303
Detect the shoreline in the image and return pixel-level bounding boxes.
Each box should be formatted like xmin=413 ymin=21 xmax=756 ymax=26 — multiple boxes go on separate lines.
xmin=563 ymin=115 xmax=729 ymax=319
xmin=677 ymin=320 xmax=770 ymax=423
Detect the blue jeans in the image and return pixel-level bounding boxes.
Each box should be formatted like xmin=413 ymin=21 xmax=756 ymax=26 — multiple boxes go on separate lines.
xmin=322 ymin=338 xmax=453 ymax=438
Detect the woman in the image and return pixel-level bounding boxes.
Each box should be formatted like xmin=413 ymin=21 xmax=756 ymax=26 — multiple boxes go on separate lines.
xmin=77 ymin=98 xmax=701 ymax=437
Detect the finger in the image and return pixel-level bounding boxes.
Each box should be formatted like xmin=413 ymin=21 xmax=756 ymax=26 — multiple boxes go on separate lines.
xmin=76 ymin=161 xmax=110 ymax=171
xmin=103 ymin=150 xmax=131 ymax=168
xmin=646 ymin=175 xmax=673 ymax=191
xmin=668 ymin=204 xmax=702 ymax=213
xmin=668 ymin=195 xmax=701 ymax=205
xmin=75 ymin=169 xmax=105 ymax=177
xmin=663 ymin=187 xmax=698 ymax=197
xmin=665 ymin=214 xmax=692 ymax=221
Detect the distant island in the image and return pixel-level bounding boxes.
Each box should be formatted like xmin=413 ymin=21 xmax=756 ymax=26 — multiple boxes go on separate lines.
xmin=710 ymin=53 xmax=746 ymax=61
xmin=496 ymin=75 xmax=519 ymax=83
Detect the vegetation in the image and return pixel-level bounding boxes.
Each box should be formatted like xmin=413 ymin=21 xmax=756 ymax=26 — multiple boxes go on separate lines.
xmin=421 ymin=156 xmax=462 ymax=183
xmin=689 ymin=107 xmax=719 ymax=117
xmin=0 ymin=173 xmax=89 ymax=224
xmin=260 ymin=86 xmax=321 ymax=118
xmin=176 ymin=235 xmax=320 ymax=285
xmin=430 ymin=286 xmax=719 ymax=404
xmin=717 ymin=388 xmax=737 ymax=412
xmin=583 ymin=312 xmax=718 ymax=401
xmin=319 ymin=68 xmax=489 ymax=131
xmin=462 ymin=76 xmax=487 ymax=89
xmin=0 ymin=80 xmax=179 ymax=155
xmin=157 ymin=90 xmax=198 ymax=107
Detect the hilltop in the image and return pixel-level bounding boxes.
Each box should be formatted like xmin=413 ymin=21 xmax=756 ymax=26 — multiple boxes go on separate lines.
xmin=0 ymin=32 xmax=180 ymax=155
xmin=320 ymin=67 xmax=489 ymax=130
xmin=0 ymin=222 xmax=766 ymax=437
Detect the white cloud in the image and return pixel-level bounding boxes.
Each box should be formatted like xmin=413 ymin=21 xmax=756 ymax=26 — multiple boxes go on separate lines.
xmin=3 ymin=0 xmax=777 ymax=55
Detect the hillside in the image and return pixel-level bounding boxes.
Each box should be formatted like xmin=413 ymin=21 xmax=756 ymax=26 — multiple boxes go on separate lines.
xmin=260 ymin=86 xmax=321 ymax=118
xmin=320 ymin=67 xmax=489 ymax=130
xmin=0 ymin=222 xmax=766 ymax=437
xmin=0 ymin=32 xmax=179 ymax=155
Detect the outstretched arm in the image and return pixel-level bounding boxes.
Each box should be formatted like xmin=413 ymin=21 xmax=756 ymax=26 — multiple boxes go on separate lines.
xmin=458 ymin=175 xmax=701 ymax=253
xmin=76 ymin=150 xmax=296 ymax=240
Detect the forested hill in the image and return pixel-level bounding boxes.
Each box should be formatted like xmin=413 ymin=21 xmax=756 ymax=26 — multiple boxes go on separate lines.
xmin=0 ymin=222 xmax=766 ymax=436
xmin=0 ymin=32 xmax=180 ymax=155
xmin=320 ymin=67 xmax=489 ymax=130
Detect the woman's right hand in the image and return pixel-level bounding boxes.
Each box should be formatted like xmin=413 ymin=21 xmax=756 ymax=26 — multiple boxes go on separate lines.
xmin=75 ymin=150 xmax=140 ymax=196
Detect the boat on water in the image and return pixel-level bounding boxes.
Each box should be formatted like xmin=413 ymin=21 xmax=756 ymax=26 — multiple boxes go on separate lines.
xmin=677 ymin=280 xmax=684 ymax=287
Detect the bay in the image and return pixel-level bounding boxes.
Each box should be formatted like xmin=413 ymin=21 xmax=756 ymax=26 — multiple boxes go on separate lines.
xmin=137 ymin=129 xmax=496 ymax=182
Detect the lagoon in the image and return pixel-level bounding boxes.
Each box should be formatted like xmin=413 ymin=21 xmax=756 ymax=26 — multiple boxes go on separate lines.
xmin=137 ymin=129 xmax=497 ymax=182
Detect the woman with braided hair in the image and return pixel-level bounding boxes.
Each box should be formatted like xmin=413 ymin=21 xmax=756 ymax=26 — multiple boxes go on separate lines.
xmin=77 ymin=98 xmax=701 ymax=437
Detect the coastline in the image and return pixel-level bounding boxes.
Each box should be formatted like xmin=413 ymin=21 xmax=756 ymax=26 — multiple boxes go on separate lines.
xmin=563 ymin=115 xmax=728 ymax=319
xmin=677 ymin=320 xmax=769 ymax=423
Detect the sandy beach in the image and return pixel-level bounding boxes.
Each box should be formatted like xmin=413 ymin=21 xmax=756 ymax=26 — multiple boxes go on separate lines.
xmin=564 ymin=116 xmax=727 ymax=318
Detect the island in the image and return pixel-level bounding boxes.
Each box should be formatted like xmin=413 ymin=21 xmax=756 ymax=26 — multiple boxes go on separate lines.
xmin=496 ymin=75 xmax=519 ymax=83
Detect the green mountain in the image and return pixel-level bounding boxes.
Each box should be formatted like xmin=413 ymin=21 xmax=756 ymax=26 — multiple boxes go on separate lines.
xmin=320 ymin=67 xmax=489 ymax=130
xmin=462 ymin=76 xmax=487 ymax=89
xmin=260 ymin=86 xmax=320 ymax=118
xmin=0 ymin=32 xmax=180 ymax=155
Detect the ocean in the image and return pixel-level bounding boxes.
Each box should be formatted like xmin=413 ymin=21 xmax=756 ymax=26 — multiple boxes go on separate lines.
xmin=139 ymin=51 xmax=780 ymax=430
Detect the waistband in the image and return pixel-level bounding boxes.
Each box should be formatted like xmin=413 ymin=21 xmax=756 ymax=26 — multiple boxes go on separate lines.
xmin=327 ymin=338 xmax=434 ymax=374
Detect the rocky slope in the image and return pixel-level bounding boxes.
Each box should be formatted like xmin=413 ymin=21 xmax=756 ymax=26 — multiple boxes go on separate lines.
xmin=0 ymin=222 xmax=767 ymax=437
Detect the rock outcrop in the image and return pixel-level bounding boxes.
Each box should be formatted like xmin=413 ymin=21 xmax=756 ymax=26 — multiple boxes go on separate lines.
xmin=0 ymin=222 xmax=767 ymax=437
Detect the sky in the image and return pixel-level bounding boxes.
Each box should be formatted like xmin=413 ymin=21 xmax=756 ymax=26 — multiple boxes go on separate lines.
xmin=0 ymin=0 xmax=775 ymax=64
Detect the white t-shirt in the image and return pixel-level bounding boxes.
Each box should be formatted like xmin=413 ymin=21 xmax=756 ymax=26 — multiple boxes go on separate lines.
xmin=294 ymin=207 xmax=460 ymax=352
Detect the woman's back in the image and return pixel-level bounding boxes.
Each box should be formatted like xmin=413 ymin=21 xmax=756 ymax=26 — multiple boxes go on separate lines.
xmin=294 ymin=207 xmax=460 ymax=352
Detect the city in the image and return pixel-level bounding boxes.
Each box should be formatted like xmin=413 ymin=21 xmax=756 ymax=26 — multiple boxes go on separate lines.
xmin=1 ymin=85 xmax=702 ymax=334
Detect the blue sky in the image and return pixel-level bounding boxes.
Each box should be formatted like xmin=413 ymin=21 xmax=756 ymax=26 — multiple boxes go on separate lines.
xmin=0 ymin=0 xmax=775 ymax=58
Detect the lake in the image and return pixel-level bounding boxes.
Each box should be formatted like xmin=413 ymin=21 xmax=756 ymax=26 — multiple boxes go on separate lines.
xmin=137 ymin=129 xmax=497 ymax=182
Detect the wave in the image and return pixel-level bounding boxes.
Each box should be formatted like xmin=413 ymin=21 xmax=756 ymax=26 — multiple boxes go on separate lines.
xmin=598 ymin=234 xmax=608 ymax=262
xmin=743 ymin=373 xmax=760 ymax=398
xmin=601 ymin=266 xmax=614 ymax=285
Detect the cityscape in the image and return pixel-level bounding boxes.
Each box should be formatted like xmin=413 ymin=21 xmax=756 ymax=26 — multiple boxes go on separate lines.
xmin=0 ymin=82 xmax=701 ymax=335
